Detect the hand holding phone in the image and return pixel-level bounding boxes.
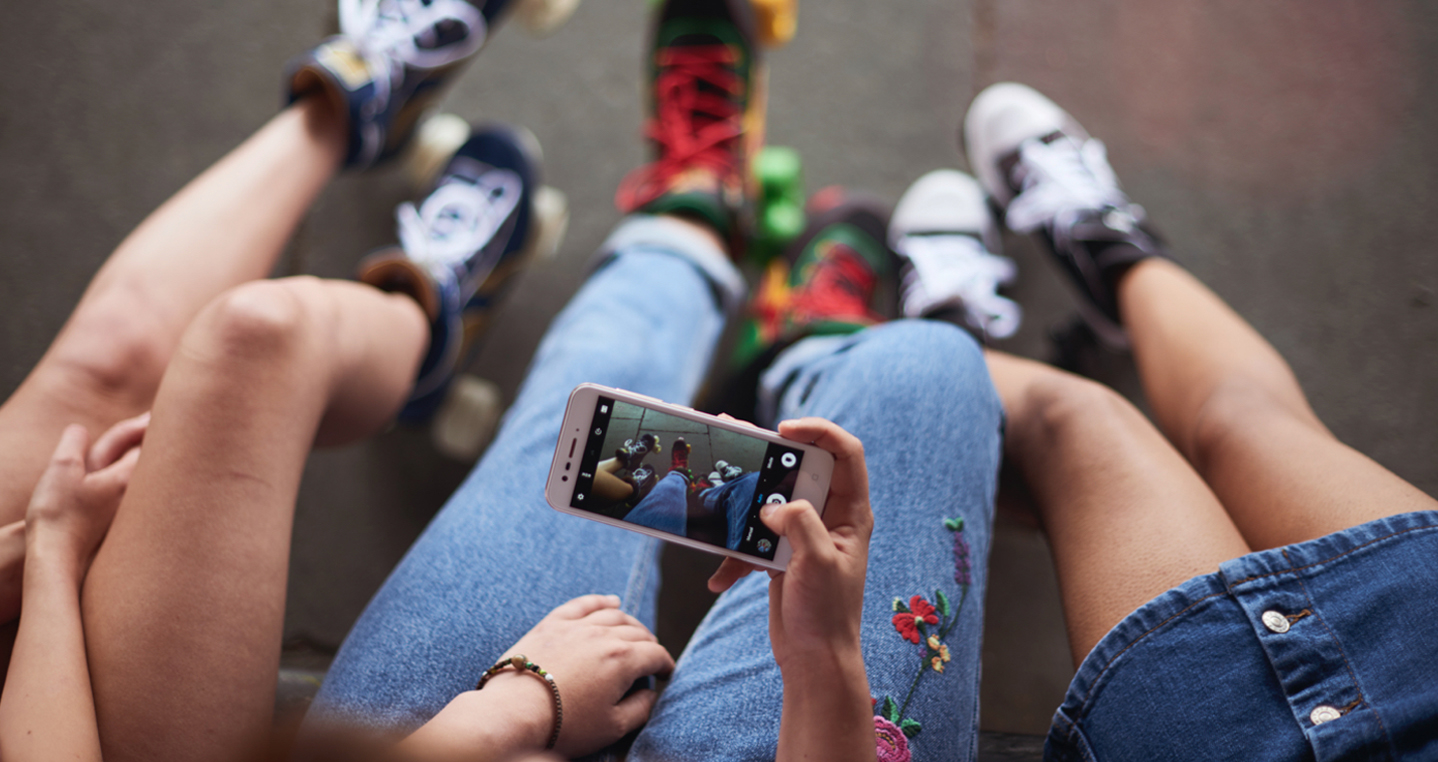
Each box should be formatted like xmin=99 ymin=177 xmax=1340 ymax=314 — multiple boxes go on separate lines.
xmin=547 ymin=384 xmax=835 ymax=570
xmin=710 ymin=418 xmax=878 ymax=760
xmin=707 ymin=417 xmax=873 ymax=667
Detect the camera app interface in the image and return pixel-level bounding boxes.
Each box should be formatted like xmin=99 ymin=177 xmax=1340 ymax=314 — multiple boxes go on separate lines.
xmin=570 ymin=396 xmax=805 ymax=561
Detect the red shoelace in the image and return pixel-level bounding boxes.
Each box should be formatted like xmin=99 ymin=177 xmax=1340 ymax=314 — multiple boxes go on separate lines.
xmin=749 ymin=240 xmax=882 ymax=344
xmin=615 ymin=44 xmax=745 ymax=211
xmin=789 ymin=241 xmax=884 ymax=324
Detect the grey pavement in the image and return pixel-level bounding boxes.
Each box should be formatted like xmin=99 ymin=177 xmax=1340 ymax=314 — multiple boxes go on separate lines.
xmin=3 ymin=0 xmax=1437 ymax=738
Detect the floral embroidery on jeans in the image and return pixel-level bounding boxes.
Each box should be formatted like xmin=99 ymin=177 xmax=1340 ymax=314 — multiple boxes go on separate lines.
xmin=873 ymin=517 xmax=971 ymax=748
xmin=874 ymin=715 xmax=913 ymax=762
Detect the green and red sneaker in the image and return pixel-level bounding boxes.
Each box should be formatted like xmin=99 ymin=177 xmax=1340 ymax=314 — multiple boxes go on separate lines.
xmin=736 ymin=189 xmax=896 ymax=368
xmin=713 ymin=189 xmax=894 ymax=419
xmin=614 ymin=0 xmax=763 ymax=244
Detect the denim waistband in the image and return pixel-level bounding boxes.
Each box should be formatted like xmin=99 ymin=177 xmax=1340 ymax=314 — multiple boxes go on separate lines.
xmin=1049 ymin=510 xmax=1438 ymax=762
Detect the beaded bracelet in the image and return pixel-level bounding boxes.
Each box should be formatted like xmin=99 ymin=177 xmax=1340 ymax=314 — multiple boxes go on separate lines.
xmin=476 ymin=654 xmax=563 ymax=750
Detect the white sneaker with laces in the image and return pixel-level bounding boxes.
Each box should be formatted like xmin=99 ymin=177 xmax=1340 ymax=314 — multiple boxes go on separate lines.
xmin=889 ymin=169 xmax=1021 ymax=342
xmin=965 ymin=82 xmax=1166 ymax=350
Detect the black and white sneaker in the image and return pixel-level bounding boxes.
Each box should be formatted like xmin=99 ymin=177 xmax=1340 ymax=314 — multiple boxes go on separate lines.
xmin=964 ymin=82 xmax=1166 ymax=349
xmin=889 ymin=169 xmax=1020 ymax=342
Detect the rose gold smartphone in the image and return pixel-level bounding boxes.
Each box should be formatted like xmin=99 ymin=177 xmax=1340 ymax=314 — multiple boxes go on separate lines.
xmin=545 ymin=383 xmax=835 ymax=571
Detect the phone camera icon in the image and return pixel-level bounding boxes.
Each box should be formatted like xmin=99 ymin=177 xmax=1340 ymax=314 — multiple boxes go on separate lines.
xmin=767 ymin=493 xmax=787 ymax=505
xmin=780 ymin=452 xmax=798 ymax=469
xmin=577 ymin=494 xmax=585 ymax=501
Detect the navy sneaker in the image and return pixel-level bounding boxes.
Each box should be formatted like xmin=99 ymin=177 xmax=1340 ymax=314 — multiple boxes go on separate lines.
xmin=359 ymin=124 xmax=545 ymax=420
xmin=285 ymin=0 xmax=517 ymax=169
xmin=964 ymin=82 xmax=1168 ymax=349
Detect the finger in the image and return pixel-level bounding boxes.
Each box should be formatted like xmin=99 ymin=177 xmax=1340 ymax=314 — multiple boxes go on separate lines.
xmin=610 ymin=623 xmax=662 ymax=643
xmin=777 ymin=418 xmax=871 ymax=531
xmin=716 ymin=412 xmax=763 ymax=430
xmin=760 ymin=500 xmax=832 ymax=560
xmin=612 ymin=689 xmax=660 ymax=736
xmin=582 ymin=607 xmax=654 ymax=635
xmin=707 ymin=557 xmax=759 ymax=593
xmin=622 ymin=640 xmax=676 ymax=679
xmin=550 ymin=594 xmax=622 ymax=620
xmin=29 ymin=425 xmax=90 ymax=513
xmin=87 ymin=446 xmax=142 ymax=507
xmin=87 ymin=412 xmax=150 ymax=471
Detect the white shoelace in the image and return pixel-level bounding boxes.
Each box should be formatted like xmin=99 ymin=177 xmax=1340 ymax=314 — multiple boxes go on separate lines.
xmin=396 ymin=167 xmax=522 ymax=288
xmin=1004 ymin=135 xmax=1143 ymax=237
xmin=339 ymin=0 xmax=487 ymax=113
xmin=896 ymin=234 xmax=1021 ymax=340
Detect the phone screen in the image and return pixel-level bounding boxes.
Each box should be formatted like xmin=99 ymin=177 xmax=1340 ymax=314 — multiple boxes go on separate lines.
xmin=569 ymin=396 xmax=806 ymax=561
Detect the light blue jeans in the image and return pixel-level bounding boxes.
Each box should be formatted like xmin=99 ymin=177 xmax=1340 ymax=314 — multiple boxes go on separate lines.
xmin=309 ymin=216 xmax=1004 ymax=761
xmin=624 ymin=470 xmax=759 ymax=550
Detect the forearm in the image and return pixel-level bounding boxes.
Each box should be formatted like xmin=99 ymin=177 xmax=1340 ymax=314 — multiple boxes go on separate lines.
xmin=0 ymin=522 xmax=24 ymax=624
xmin=397 ymin=680 xmax=551 ymax=762
xmin=777 ymin=648 xmax=877 ymax=762
xmin=0 ymin=536 xmax=102 ymax=762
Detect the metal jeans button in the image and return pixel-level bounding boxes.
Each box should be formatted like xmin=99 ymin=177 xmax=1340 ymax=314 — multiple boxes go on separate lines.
xmin=1310 ymin=705 xmax=1342 ymax=725
xmin=1262 ymin=610 xmax=1291 ymax=634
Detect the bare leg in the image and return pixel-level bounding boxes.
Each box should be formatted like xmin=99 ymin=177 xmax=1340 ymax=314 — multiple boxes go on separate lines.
xmin=1118 ymin=258 xmax=1438 ymax=549
xmin=593 ymin=457 xmax=637 ymax=502
xmin=0 ymin=97 xmax=345 ymax=526
xmin=986 ymin=351 xmax=1249 ymax=664
xmin=81 ymin=277 xmax=425 ymax=762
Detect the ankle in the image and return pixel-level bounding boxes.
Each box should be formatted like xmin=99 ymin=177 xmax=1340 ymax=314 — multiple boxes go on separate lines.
xmin=295 ymin=94 xmax=347 ymax=167
xmin=660 ymin=213 xmax=730 ymax=258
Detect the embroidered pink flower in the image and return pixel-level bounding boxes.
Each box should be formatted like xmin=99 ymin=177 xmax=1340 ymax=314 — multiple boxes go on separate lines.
xmin=874 ymin=715 xmax=912 ymax=762
xmin=891 ymin=596 xmax=939 ymax=644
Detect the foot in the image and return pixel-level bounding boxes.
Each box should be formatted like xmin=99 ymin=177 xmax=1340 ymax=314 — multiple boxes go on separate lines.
xmin=617 ymin=433 xmax=662 ymax=470
xmin=964 ymin=82 xmax=1167 ymax=349
xmin=359 ymin=123 xmax=544 ymax=420
xmin=740 ymin=190 xmax=894 ymax=360
xmin=613 ymin=0 xmax=762 ymax=243
xmin=627 ymin=464 xmax=660 ymax=503
xmin=285 ymin=0 xmax=516 ymax=169
xmin=889 ymin=170 xmax=1020 ymax=342
xmin=670 ymin=436 xmax=692 ymax=479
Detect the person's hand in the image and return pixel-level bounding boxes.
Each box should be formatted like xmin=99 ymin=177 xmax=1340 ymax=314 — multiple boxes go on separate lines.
xmin=25 ymin=414 xmax=148 ymax=568
xmin=707 ymin=417 xmax=873 ymax=669
xmin=708 ymin=418 xmax=877 ymax=762
xmin=405 ymin=595 xmax=674 ymax=761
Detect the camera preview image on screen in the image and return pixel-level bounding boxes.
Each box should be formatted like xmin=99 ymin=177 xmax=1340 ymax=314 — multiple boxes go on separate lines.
xmin=570 ymin=397 xmax=805 ymax=561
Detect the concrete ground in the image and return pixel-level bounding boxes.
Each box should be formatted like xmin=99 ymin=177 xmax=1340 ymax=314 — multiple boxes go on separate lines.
xmin=3 ymin=0 xmax=1436 ymax=744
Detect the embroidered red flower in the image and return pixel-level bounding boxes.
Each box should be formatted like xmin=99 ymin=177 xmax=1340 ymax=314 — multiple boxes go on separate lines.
xmin=891 ymin=595 xmax=939 ymax=644
xmin=874 ymin=715 xmax=912 ymax=762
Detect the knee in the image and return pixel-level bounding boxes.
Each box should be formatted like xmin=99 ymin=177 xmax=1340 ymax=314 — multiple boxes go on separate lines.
xmin=51 ymin=276 xmax=173 ymax=401
xmin=859 ymin=320 xmax=1000 ymax=421
xmin=186 ymin=277 xmax=328 ymax=365
xmin=1020 ymin=370 xmax=1135 ymax=448
xmin=1188 ymin=379 xmax=1319 ymax=472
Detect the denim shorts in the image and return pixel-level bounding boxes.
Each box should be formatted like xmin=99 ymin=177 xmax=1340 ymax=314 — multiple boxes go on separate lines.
xmin=1047 ymin=510 xmax=1438 ymax=762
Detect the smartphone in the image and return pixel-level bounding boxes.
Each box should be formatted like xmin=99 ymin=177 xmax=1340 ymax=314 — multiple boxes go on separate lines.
xmin=545 ymin=383 xmax=835 ymax=571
